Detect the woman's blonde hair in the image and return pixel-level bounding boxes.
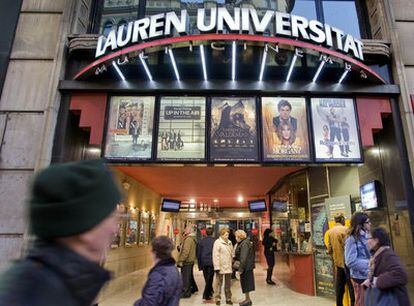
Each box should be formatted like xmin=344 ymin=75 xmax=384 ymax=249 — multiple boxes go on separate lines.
xmin=235 ymin=229 xmax=247 ymax=239
xmin=219 ymin=227 xmax=229 ymax=236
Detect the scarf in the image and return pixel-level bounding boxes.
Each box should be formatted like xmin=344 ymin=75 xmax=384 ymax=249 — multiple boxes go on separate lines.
xmin=368 ymin=245 xmax=390 ymax=282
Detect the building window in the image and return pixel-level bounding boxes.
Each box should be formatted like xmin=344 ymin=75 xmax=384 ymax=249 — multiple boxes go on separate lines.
xmin=98 ymin=0 xmax=139 ymax=35
xmin=321 ymin=0 xmax=361 ymax=38
xmin=91 ymin=0 xmax=369 ymax=38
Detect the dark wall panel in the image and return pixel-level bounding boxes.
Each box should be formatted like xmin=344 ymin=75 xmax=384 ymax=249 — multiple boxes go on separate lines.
xmin=0 ymin=0 xmax=23 ymax=96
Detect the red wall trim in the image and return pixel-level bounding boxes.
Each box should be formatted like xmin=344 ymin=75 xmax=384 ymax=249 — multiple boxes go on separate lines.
xmin=74 ymin=34 xmax=386 ymax=84
xmin=356 ymin=97 xmax=392 ymax=147
xmin=70 ymin=93 xmax=107 ymax=145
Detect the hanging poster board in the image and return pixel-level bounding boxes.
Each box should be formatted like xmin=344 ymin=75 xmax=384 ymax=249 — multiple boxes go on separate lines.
xmin=104 ymin=96 xmax=155 ymax=160
xmin=210 ymin=97 xmax=259 ymax=161
xmin=310 ymin=98 xmax=362 ymax=162
xmin=157 ymin=96 xmax=206 ymax=161
xmin=262 ymin=97 xmax=311 ymax=161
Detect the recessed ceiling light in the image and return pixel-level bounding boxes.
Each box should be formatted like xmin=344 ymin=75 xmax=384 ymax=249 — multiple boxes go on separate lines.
xmin=237 ymin=196 xmax=243 ymax=203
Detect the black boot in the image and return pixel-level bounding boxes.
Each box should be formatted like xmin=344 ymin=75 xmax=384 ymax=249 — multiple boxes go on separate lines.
xmin=266 ymin=268 xmax=276 ymax=285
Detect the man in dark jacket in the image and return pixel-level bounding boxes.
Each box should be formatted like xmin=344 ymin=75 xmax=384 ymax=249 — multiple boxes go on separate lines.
xmin=197 ymin=227 xmax=215 ymax=300
xmin=177 ymin=226 xmax=198 ymax=298
xmin=0 ymin=160 xmax=121 ymax=306
xmin=134 ymin=236 xmax=182 ymax=306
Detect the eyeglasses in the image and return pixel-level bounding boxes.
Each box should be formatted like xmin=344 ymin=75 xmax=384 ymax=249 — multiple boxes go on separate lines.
xmin=364 ymin=220 xmax=371 ymax=224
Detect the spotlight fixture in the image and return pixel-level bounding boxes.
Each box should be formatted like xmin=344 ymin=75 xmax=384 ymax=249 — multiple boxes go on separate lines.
xmin=139 ymin=53 xmax=153 ymax=81
xmin=200 ymin=44 xmax=208 ymax=80
xmin=112 ymin=61 xmax=126 ymax=81
xmin=168 ymin=48 xmax=180 ymax=80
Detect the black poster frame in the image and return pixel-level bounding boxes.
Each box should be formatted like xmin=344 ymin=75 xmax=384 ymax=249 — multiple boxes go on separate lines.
xmin=309 ymin=96 xmax=363 ymax=163
xmin=155 ymin=95 xmax=207 ymax=162
xmin=102 ymin=94 xmax=157 ymax=162
xmin=260 ymin=95 xmax=313 ymax=163
xmin=209 ymin=96 xmax=260 ymax=163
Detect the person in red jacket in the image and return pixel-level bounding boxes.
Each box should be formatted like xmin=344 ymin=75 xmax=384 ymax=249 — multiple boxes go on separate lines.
xmin=362 ymin=227 xmax=411 ymax=306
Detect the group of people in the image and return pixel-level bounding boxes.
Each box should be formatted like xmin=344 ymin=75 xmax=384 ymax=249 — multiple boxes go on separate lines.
xmin=326 ymin=212 xmax=411 ymax=306
xmin=160 ymin=129 xmax=184 ymax=151
xmin=176 ymin=226 xmax=256 ymax=306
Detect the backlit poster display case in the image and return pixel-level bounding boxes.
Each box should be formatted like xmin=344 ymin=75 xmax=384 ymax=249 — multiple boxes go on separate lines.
xmin=104 ymin=96 xmax=155 ymax=160
xmin=125 ymin=209 xmax=138 ymax=246
xmin=157 ymin=96 xmax=206 ymax=161
xmin=310 ymin=98 xmax=362 ymax=162
xmin=210 ymin=97 xmax=259 ymax=161
xmin=139 ymin=211 xmax=149 ymax=245
xmin=262 ymin=97 xmax=310 ymax=161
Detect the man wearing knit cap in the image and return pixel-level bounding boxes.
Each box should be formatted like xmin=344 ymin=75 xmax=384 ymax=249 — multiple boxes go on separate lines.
xmin=0 ymin=159 xmax=121 ymax=306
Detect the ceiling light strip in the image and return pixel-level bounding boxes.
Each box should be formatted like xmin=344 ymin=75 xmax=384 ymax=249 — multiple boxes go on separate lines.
xmin=168 ymin=48 xmax=180 ymax=81
xmin=286 ymin=54 xmax=298 ymax=82
xmin=259 ymin=45 xmax=268 ymax=81
xmin=232 ymin=41 xmax=236 ymax=81
xmin=312 ymin=60 xmax=326 ymax=83
xmin=139 ymin=54 xmax=153 ymax=81
xmin=112 ymin=61 xmax=126 ymax=81
xmin=200 ymin=44 xmax=208 ymax=80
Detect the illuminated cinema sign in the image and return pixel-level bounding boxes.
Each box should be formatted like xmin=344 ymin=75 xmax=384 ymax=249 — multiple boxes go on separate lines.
xmin=96 ymin=7 xmax=364 ymax=60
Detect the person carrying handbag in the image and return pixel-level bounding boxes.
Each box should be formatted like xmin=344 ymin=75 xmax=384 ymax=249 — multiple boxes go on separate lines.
xmin=362 ymin=227 xmax=411 ymax=306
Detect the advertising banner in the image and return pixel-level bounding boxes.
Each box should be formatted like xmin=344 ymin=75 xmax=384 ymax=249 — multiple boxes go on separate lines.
xmin=104 ymin=96 xmax=155 ymax=160
xmin=311 ymin=98 xmax=362 ymax=162
xmin=311 ymin=202 xmax=329 ymax=248
xmin=314 ymin=251 xmax=335 ymax=297
xmin=262 ymin=97 xmax=310 ymax=161
xmin=210 ymin=97 xmax=258 ymax=161
xmin=157 ymin=96 xmax=206 ymax=161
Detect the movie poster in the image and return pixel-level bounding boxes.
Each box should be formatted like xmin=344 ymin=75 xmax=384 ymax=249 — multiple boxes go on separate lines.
xmin=262 ymin=97 xmax=310 ymax=161
xmin=157 ymin=96 xmax=206 ymax=161
xmin=210 ymin=97 xmax=258 ymax=161
xmin=104 ymin=96 xmax=155 ymax=160
xmin=310 ymin=98 xmax=362 ymax=162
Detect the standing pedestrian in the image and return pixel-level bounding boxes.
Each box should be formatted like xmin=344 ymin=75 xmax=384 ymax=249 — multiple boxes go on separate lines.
xmin=213 ymin=228 xmax=233 ymax=305
xmin=326 ymin=214 xmax=355 ymax=306
xmin=345 ymin=212 xmax=371 ymax=306
xmin=228 ymin=229 xmax=238 ymax=280
xmin=198 ymin=227 xmax=216 ymax=301
xmin=177 ymin=225 xmax=198 ymax=298
xmin=262 ymin=228 xmax=277 ymax=285
xmin=362 ymin=227 xmax=411 ymax=306
xmin=134 ymin=236 xmax=182 ymax=306
xmin=0 ymin=160 xmax=121 ymax=306
xmin=235 ymin=230 xmax=255 ymax=306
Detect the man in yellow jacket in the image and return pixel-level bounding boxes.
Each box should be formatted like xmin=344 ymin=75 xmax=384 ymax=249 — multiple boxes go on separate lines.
xmin=326 ymin=214 xmax=355 ymax=306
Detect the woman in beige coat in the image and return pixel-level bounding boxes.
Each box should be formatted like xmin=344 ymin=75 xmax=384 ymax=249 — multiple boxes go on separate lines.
xmin=213 ymin=228 xmax=234 ymax=305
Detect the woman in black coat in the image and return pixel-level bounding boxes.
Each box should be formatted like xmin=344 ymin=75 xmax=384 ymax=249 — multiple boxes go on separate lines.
xmin=363 ymin=227 xmax=411 ymax=306
xmin=262 ymin=228 xmax=277 ymax=285
xmin=134 ymin=236 xmax=182 ymax=306
xmin=235 ymin=230 xmax=255 ymax=306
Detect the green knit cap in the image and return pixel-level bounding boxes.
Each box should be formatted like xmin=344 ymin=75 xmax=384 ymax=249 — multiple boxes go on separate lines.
xmin=29 ymin=159 xmax=121 ymax=239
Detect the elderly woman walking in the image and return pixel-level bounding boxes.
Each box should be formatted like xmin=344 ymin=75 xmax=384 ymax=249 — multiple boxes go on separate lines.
xmin=235 ymin=230 xmax=255 ymax=306
xmin=213 ymin=228 xmax=234 ymax=305
xmin=362 ymin=227 xmax=411 ymax=306
xmin=345 ymin=212 xmax=371 ymax=306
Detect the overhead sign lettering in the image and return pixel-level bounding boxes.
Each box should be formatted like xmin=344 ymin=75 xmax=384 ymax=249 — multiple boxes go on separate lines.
xmin=96 ymin=7 xmax=364 ymax=60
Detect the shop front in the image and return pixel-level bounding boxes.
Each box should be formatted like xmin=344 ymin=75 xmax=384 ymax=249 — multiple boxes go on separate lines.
xmin=53 ymin=0 xmax=414 ymax=301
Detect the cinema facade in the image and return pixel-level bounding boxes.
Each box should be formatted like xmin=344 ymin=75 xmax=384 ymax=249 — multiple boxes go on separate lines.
xmin=1 ymin=0 xmax=414 ymax=301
